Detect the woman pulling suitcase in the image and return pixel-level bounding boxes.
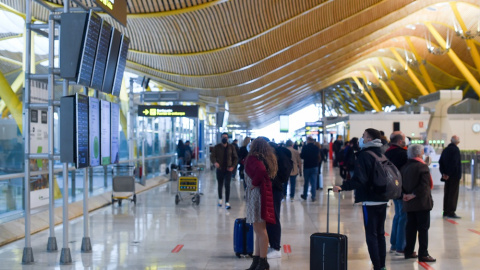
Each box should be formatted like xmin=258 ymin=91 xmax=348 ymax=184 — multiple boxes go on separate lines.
xmin=244 ymin=137 xmax=277 ymax=270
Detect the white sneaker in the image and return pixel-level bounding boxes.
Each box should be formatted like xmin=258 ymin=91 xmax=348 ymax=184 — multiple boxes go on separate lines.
xmin=218 ymin=199 xmax=223 ymax=207
xmin=225 ymin=202 xmax=231 ymax=210
xmin=267 ymin=248 xmax=282 ymax=259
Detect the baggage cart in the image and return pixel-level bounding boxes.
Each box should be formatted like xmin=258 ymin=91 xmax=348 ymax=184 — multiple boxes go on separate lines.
xmin=175 ymin=165 xmax=201 ymax=205
xmin=112 ymin=165 xmax=136 ymax=206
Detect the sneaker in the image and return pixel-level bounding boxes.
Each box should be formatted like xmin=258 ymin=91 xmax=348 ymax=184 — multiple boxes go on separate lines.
xmin=290 ymin=197 xmax=294 ymax=202
xmin=300 ymin=194 xmax=307 ymax=201
xmin=395 ymin=250 xmax=405 ymax=256
xmin=218 ymin=199 xmax=223 ymax=207
xmin=311 ymin=198 xmax=316 ymax=202
xmin=225 ymin=202 xmax=231 ymax=210
xmin=267 ymin=248 xmax=282 ymax=259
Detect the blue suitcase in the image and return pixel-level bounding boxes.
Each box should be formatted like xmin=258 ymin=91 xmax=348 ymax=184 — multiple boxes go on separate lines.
xmin=234 ymin=218 xmax=254 ymax=258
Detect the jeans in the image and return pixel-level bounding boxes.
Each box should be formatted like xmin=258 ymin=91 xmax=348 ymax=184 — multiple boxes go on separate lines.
xmin=362 ymin=204 xmax=387 ymax=270
xmin=267 ymin=188 xmax=283 ymax=250
xmin=216 ymin=169 xmax=232 ymax=202
xmin=283 ymin=175 xmax=297 ymax=198
xmin=302 ymin=167 xmax=317 ymax=199
xmin=390 ymin=199 xmax=407 ymax=251
xmin=405 ymin=210 xmax=430 ymax=257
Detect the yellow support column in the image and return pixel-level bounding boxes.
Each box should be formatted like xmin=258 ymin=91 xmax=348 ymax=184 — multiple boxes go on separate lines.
xmin=333 ymin=91 xmax=351 ymax=113
xmin=378 ymin=58 xmax=405 ymax=104
xmin=405 ymin=37 xmax=436 ymax=93
xmin=368 ymin=65 xmax=402 ymax=107
xmin=346 ymin=82 xmax=366 ymax=112
xmin=0 ymin=71 xmax=23 ymax=132
xmin=390 ymin=48 xmax=429 ymax=96
xmin=425 ymin=22 xmax=480 ymax=97
xmin=360 ymin=72 xmax=383 ymax=110
xmin=450 ymin=2 xmax=480 ymax=73
xmin=342 ymin=86 xmax=363 ymax=112
xmin=352 ymin=77 xmax=381 ymax=112
xmin=0 ymin=72 xmax=24 ymax=115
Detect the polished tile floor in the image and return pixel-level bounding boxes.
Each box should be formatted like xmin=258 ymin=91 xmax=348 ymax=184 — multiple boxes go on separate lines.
xmin=1 ymin=162 xmax=480 ymax=269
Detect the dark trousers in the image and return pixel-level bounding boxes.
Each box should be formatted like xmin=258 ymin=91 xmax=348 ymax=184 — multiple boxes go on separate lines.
xmin=267 ymin=188 xmax=283 ymax=250
xmin=362 ymin=204 xmax=387 ymax=270
xmin=216 ymin=169 xmax=232 ymax=202
xmin=443 ymin=178 xmax=460 ymax=216
xmin=404 ymin=210 xmax=430 ymax=257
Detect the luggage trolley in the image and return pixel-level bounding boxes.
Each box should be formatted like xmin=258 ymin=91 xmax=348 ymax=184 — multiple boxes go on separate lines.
xmin=112 ymin=165 xmax=137 ymax=206
xmin=175 ymin=165 xmax=201 ymax=205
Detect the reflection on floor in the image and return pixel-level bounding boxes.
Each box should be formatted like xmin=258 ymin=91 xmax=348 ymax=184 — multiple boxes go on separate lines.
xmin=1 ymin=161 xmax=479 ymax=269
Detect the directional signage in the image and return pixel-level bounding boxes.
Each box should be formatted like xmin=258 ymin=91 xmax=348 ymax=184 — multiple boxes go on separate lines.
xmin=138 ymin=105 xmax=199 ymax=118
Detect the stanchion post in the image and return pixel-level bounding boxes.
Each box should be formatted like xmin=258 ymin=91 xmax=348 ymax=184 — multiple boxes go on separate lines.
xmin=471 ymin=159 xmax=475 ymax=190
xmin=81 ymin=167 xmax=92 ymax=252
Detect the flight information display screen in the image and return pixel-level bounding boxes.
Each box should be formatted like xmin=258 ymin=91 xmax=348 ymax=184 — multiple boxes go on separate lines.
xmin=100 ymin=100 xmax=111 ymax=165
xmin=76 ymin=94 xmax=89 ymax=168
xmin=110 ymin=103 xmax=120 ymax=164
xmin=89 ymin=97 xmax=100 ymax=167
xmin=101 ymin=28 xmax=122 ymax=94
xmin=90 ymin=20 xmax=112 ymax=90
xmin=111 ymin=35 xmax=130 ymax=97
xmin=77 ymin=10 xmax=101 ymax=86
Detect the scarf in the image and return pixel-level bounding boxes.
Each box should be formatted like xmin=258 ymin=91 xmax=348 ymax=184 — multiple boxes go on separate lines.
xmin=412 ymin=157 xmax=433 ymax=190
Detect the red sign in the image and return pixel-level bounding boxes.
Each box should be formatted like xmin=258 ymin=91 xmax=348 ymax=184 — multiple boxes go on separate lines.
xmin=419 ymin=121 xmax=424 ymax=128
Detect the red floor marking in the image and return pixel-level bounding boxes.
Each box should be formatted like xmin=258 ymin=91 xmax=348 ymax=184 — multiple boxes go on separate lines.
xmin=385 ymin=232 xmax=390 ymax=236
xmin=446 ymin=219 xmax=459 ymax=225
xmin=418 ymin=261 xmax=435 ymax=270
xmin=283 ymin=244 xmax=292 ymax=253
xmin=468 ymin=229 xmax=480 ymax=235
xmin=171 ymin=244 xmax=184 ymax=253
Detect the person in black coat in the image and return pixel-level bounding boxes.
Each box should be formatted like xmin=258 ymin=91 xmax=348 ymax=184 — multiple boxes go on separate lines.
xmin=439 ymin=135 xmax=462 ymax=219
xmin=401 ymin=144 xmax=436 ymax=262
xmin=238 ymin=137 xmax=251 ymax=183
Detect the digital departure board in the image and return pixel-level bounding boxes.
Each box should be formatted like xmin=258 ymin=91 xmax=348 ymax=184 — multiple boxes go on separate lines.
xmin=90 ymin=20 xmax=112 ymax=90
xmin=89 ymin=97 xmax=100 ymax=167
xmin=110 ymin=103 xmax=120 ymax=164
xmin=76 ymin=94 xmax=89 ymax=168
xmin=111 ymin=35 xmax=130 ymax=97
xmin=100 ymin=100 xmax=111 ymax=165
xmin=77 ymin=10 xmax=101 ymax=86
xmin=101 ymin=28 xmax=121 ymax=94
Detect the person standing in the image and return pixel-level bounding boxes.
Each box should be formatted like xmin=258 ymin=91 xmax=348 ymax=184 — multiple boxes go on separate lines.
xmin=384 ymin=131 xmax=408 ymax=255
xmin=244 ymin=138 xmax=277 ymax=270
xmin=401 ymin=144 xmax=436 ymax=262
xmin=176 ymin=140 xmax=185 ymax=167
xmin=284 ymin=140 xmax=302 ymax=201
xmin=210 ymin=133 xmax=238 ymax=209
xmin=238 ymin=137 xmax=251 ymax=183
xmin=300 ymin=137 xmax=320 ymax=202
xmin=232 ymin=139 xmax=240 ymax=179
xmin=314 ymin=141 xmax=324 ymax=190
xmin=439 ymin=135 xmax=462 ymax=219
xmin=333 ymin=128 xmax=388 ymax=270
xmin=184 ymin=140 xmax=193 ymax=167
xmin=332 ymin=135 xmax=344 ymax=167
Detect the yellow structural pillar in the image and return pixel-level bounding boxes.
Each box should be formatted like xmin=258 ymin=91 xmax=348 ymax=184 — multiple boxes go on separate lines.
xmin=360 ymin=72 xmax=383 ymax=110
xmin=378 ymin=58 xmax=405 ymax=104
xmin=352 ymin=77 xmax=381 ymax=112
xmin=405 ymin=37 xmax=436 ymax=93
xmin=368 ymin=65 xmax=402 ymax=107
xmin=333 ymin=91 xmax=351 ymax=113
xmin=342 ymin=86 xmax=363 ymax=112
xmin=450 ymin=2 xmax=480 ymax=73
xmin=389 ymin=48 xmax=429 ymax=96
xmin=425 ymin=22 xmax=480 ymax=97
xmin=0 ymin=72 xmax=24 ymax=116
xmin=345 ymin=82 xmax=366 ymax=112
xmin=0 ymin=71 xmax=23 ymax=132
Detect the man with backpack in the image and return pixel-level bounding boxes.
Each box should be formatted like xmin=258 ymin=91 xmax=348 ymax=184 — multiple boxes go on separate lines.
xmin=333 ymin=128 xmax=394 ymax=270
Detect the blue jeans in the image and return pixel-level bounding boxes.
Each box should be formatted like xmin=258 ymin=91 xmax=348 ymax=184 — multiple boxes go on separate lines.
xmin=363 ymin=204 xmax=387 ymax=270
xmin=302 ymin=167 xmax=317 ymax=199
xmin=390 ymin=199 xmax=407 ymax=251
xmin=283 ymin=175 xmax=297 ymax=198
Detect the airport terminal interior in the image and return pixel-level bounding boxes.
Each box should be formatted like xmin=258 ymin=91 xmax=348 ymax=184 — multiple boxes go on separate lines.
xmin=0 ymin=0 xmax=480 ymax=269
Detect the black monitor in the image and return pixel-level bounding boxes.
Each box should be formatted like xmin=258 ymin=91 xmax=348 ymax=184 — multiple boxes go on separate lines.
xmin=100 ymin=100 xmax=111 ymax=165
xmin=111 ymin=35 xmax=130 ymax=97
xmin=89 ymin=97 xmax=100 ymax=167
xmin=77 ymin=10 xmax=101 ymax=86
xmin=90 ymin=20 xmax=112 ymax=90
xmin=101 ymin=28 xmax=122 ymax=94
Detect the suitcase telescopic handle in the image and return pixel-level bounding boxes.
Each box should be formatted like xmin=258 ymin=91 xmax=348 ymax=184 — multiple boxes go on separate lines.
xmin=327 ymin=188 xmax=341 ymax=234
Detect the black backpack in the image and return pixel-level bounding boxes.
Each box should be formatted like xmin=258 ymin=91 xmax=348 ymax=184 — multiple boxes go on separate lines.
xmin=365 ymin=151 xmax=402 ymax=200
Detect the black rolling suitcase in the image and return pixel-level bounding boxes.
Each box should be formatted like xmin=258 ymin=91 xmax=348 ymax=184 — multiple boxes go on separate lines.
xmin=310 ymin=188 xmax=348 ymax=270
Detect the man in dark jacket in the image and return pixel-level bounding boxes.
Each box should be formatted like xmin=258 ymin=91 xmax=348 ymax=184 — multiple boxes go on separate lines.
xmin=266 ymin=141 xmax=292 ymax=259
xmin=384 ymin=131 xmax=408 ymax=254
xmin=439 ymin=135 xmax=462 ymax=219
xmin=333 ymin=128 xmax=388 ymax=270
xmin=210 ymin=132 xmax=238 ymax=210
xmin=300 ymin=137 xmax=320 ymax=201
xmin=332 ymin=135 xmax=343 ymax=167
xmin=401 ymin=144 xmax=436 ymax=262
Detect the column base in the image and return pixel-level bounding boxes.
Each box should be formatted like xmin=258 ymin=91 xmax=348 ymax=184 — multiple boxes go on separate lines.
xmin=21 ymin=247 xmax=34 ymax=264
xmin=81 ymin=237 xmax=92 ymax=253
xmin=60 ymin=247 xmax=72 ymax=264
xmin=47 ymin=236 xmax=58 ymax=252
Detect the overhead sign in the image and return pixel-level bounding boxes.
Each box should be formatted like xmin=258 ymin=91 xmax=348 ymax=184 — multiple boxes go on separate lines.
xmin=305 ymin=121 xmax=323 ymax=127
xmin=138 ymin=105 xmax=199 ymax=118
xmin=95 ymin=0 xmax=127 ymax=26
xmin=279 ymin=115 xmax=289 ymax=133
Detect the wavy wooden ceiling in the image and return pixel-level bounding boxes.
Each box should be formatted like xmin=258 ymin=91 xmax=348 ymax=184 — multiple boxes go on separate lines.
xmin=1 ymin=0 xmax=480 ymax=128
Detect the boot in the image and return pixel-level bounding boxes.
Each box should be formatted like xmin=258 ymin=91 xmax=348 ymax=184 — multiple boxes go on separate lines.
xmin=245 ymin=256 xmax=259 ymax=270
xmin=254 ymin=257 xmax=269 ymax=270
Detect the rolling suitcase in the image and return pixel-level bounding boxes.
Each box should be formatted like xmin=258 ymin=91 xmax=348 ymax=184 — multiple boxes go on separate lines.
xmin=234 ymin=218 xmax=254 ymax=258
xmin=310 ymin=188 xmax=348 ymax=270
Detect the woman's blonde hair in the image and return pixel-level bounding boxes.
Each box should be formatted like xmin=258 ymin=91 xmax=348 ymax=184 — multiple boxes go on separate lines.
xmin=248 ymin=138 xmax=277 ymax=179
xmin=242 ymin=136 xmax=251 ymax=147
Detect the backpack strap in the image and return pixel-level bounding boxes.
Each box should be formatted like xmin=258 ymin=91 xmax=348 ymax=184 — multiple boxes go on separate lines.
xmin=365 ymin=149 xmax=387 ymax=162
